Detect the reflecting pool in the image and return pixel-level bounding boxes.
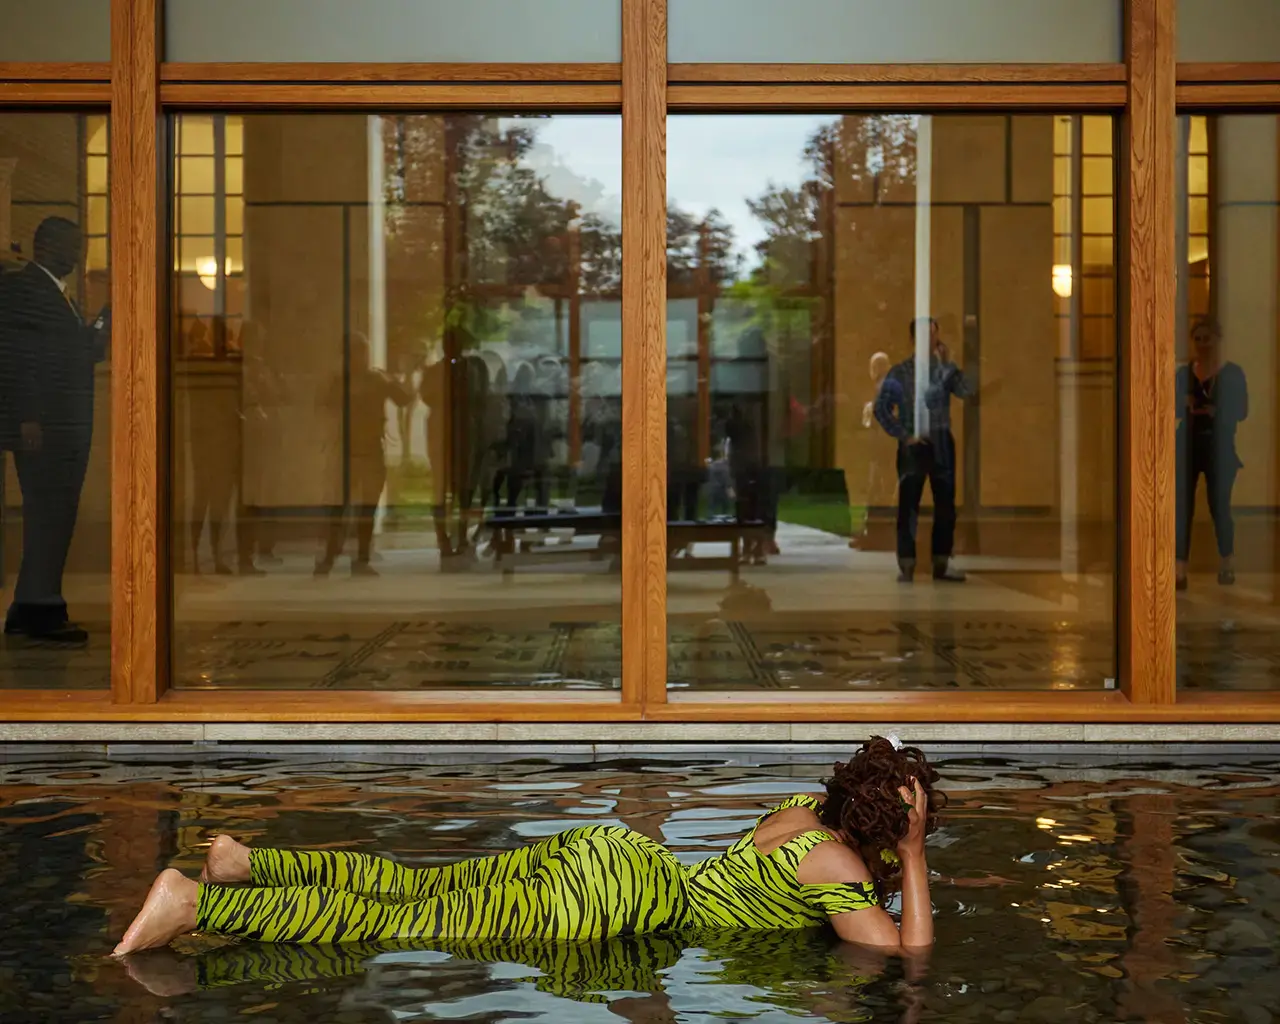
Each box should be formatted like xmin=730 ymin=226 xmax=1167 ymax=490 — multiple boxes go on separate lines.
xmin=1 ymin=748 xmax=1278 ymax=1022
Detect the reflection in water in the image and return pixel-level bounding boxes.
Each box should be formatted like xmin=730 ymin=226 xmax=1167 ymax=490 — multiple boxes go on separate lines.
xmin=125 ymin=930 xmax=897 ymax=1024
xmin=5 ymin=752 xmax=1280 ymax=1021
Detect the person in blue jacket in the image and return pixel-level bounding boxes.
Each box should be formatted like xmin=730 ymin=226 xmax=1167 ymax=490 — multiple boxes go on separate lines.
xmin=1176 ymin=318 xmax=1248 ymax=590
xmin=874 ymin=318 xmax=973 ymax=583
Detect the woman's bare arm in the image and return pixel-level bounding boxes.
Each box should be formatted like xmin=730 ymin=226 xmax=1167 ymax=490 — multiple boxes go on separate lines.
xmin=806 ymin=779 xmax=934 ymax=954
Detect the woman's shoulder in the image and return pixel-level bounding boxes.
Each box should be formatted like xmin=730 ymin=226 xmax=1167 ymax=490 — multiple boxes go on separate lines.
xmin=794 ymin=834 xmax=874 ymax=886
xmin=766 ymin=793 xmax=824 ymax=816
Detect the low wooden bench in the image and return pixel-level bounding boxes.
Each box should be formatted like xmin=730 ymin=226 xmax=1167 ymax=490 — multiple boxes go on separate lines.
xmin=481 ymin=509 xmax=767 ymax=581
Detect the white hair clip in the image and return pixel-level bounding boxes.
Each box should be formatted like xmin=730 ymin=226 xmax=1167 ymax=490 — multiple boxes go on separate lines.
xmin=886 ymin=733 xmax=904 ymax=751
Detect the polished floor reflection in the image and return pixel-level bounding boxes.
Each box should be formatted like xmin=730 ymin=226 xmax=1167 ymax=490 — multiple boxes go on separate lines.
xmin=2 ymin=749 xmax=1278 ymax=1021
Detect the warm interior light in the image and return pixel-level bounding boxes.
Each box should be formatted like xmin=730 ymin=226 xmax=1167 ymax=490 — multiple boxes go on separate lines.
xmin=1052 ymin=264 xmax=1073 ymax=298
xmin=197 ymin=256 xmax=235 ymax=290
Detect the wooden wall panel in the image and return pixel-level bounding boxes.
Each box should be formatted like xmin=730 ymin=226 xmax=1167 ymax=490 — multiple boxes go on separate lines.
xmin=110 ymin=0 xmax=165 ymax=703
xmin=1120 ymin=0 xmax=1176 ymax=704
xmin=621 ymin=0 xmax=667 ymax=708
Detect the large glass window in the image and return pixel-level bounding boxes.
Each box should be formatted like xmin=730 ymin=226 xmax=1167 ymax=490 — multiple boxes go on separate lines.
xmin=666 ymin=114 xmax=1117 ymax=693
xmin=170 ymin=113 xmax=623 ymax=691
xmin=669 ymin=0 xmax=1122 ymax=64
xmin=165 ymin=0 xmax=620 ymax=63
xmin=0 ymin=0 xmax=110 ymax=62
xmin=0 ymin=113 xmax=112 ymax=688
xmin=1175 ymin=114 xmax=1280 ymax=691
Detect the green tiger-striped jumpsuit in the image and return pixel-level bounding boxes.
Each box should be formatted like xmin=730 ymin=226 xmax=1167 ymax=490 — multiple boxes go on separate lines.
xmin=196 ymin=795 xmax=879 ymax=943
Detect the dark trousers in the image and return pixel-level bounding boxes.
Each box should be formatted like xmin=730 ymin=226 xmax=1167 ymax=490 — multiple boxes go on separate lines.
xmin=1176 ymin=445 xmax=1237 ymax=560
xmin=667 ymin=467 xmax=701 ymax=522
xmin=895 ymin=433 xmax=957 ymax=563
xmin=324 ymin=458 xmax=388 ymax=565
xmin=10 ymin=444 xmax=89 ymax=621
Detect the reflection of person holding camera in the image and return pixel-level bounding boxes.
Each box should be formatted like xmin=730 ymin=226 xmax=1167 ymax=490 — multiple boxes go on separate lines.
xmin=874 ymin=317 xmax=972 ymax=583
xmin=1176 ymin=318 xmax=1248 ymax=591
xmin=0 ymin=218 xmax=109 ymax=644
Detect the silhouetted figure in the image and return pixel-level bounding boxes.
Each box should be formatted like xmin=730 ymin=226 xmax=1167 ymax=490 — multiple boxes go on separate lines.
xmin=707 ymin=441 xmax=734 ymax=518
xmin=1176 ymin=317 xmax=1248 ymax=590
xmin=317 ymin=335 xmax=412 ymax=577
xmin=186 ymin=317 xmax=236 ymax=574
xmin=0 ymin=218 xmax=108 ymax=644
xmin=875 ymin=317 xmax=973 ymax=583
xmin=726 ymin=402 xmax=768 ymax=565
xmin=496 ymin=364 xmax=540 ymax=509
xmin=667 ymin=405 xmax=701 ymax=523
xmin=852 ymin=351 xmax=892 ymax=549
xmin=238 ymin=331 xmax=285 ymax=576
xmin=418 ymin=352 xmax=453 ymax=558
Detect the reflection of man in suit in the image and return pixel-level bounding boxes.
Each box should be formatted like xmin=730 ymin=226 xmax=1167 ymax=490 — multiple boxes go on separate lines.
xmin=0 ymin=218 xmax=108 ymax=643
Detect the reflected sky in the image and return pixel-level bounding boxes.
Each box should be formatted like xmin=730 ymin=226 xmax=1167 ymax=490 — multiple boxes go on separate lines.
xmin=532 ymin=114 xmax=843 ymax=268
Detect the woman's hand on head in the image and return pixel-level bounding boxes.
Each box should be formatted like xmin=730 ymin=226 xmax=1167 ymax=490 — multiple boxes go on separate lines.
xmin=896 ymin=778 xmax=928 ymax=861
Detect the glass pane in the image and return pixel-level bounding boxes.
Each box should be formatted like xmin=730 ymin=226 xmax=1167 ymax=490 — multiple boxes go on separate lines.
xmin=1082 ymin=157 xmax=1113 ymax=196
xmin=1083 ymin=197 xmax=1114 ymax=236
xmin=1083 ymin=235 xmax=1114 ymax=266
xmin=86 ymin=196 xmax=108 ymax=237
xmin=1189 ymin=196 xmax=1210 ymax=236
xmin=178 ymin=197 xmax=215 ymax=236
xmin=1082 ymin=116 xmax=1114 ymax=156
xmin=177 ymin=236 xmax=214 ymax=274
xmin=670 ymin=0 xmax=1121 ymax=62
xmin=165 ymin=0 xmax=621 ymax=62
xmin=86 ymin=116 xmax=109 ymax=156
xmin=179 ymin=157 xmax=215 ymax=195
xmin=1176 ymin=115 xmax=1280 ymax=690
xmin=226 ymin=196 xmax=244 ymax=236
xmin=86 ymin=156 xmax=108 ymax=197
xmin=170 ymin=113 xmax=624 ymax=691
xmin=225 ymin=117 xmax=244 ymax=157
xmin=666 ymin=113 xmax=1117 ymax=693
xmin=0 ymin=114 xmax=112 ymax=687
xmin=178 ymin=116 xmax=216 ymax=157
xmin=0 ymin=0 xmax=110 ymax=61
xmin=225 ymin=157 xmax=243 ymax=196
xmin=1179 ymin=0 xmax=1280 ymax=62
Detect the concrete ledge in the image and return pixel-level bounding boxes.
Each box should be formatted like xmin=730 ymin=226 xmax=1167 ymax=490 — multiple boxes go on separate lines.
xmin=1 ymin=722 xmax=1279 ymax=745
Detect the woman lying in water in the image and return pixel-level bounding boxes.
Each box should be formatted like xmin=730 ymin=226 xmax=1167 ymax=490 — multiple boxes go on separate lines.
xmin=115 ymin=736 xmax=946 ymax=956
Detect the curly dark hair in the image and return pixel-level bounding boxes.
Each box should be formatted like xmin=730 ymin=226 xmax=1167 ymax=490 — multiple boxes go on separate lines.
xmin=818 ymin=736 xmax=946 ymax=899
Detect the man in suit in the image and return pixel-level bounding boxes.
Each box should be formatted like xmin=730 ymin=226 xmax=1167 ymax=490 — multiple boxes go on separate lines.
xmin=0 ymin=217 xmax=108 ymax=644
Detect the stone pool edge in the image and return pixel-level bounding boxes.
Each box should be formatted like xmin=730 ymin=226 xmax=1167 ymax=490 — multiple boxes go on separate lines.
xmin=3 ymin=721 xmax=1280 ymax=747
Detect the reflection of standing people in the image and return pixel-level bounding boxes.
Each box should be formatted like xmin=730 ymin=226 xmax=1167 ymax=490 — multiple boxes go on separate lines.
xmin=317 ymin=335 xmax=412 ymax=577
xmin=874 ymin=318 xmax=972 ymax=583
xmin=1176 ymin=318 xmax=1248 ymax=591
xmin=707 ymin=442 xmax=734 ymax=518
xmin=187 ymin=318 xmax=236 ymax=575
xmin=0 ymin=218 xmax=108 ymax=643
xmin=667 ymin=411 xmax=700 ymax=523
xmin=419 ymin=352 xmax=453 ymax=558
xmin=851 ymin=351 xmax=891 ymax=549
xmin=726 ymin=402 xmax=768 ymax=565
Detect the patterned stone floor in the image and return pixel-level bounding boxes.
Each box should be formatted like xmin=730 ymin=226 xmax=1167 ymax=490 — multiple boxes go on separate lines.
xmin=8 ymin=546 xmax=1280 ymax=692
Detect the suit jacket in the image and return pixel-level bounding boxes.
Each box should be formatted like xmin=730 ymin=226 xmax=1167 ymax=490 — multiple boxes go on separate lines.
xmin=0 ymin=263 xmax=106 ymax=451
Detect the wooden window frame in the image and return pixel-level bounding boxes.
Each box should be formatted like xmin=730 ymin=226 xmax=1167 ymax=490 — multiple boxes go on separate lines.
xmin=1 ymin=0 xmax=1279 ymax=723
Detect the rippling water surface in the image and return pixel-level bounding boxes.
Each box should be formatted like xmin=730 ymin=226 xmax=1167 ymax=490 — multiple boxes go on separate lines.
xmin=1 ymin=748 xmax=1278 ymax=1023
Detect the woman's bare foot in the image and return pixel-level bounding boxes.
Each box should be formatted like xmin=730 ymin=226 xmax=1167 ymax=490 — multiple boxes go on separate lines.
xmin=121 ymin=949 xmax=199 ymax=997
xmin=113 ymin=869 xmax=199 ymax=956
xmin=200 ymin=835 xmax=251 ymax=884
